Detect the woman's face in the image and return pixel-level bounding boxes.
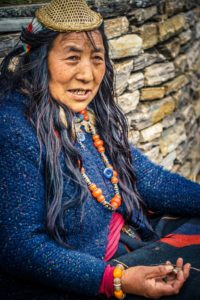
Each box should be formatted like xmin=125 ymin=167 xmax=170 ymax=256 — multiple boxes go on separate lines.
xmin=48 ymin=31 xmax=106 ymax=112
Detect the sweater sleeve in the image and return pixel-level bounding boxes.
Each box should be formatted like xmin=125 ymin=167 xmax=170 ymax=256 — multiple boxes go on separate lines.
xmin=0 ymin=107 xmax=106 ymax=297
xmin=131 ymin=146 xmax=200 ymax=216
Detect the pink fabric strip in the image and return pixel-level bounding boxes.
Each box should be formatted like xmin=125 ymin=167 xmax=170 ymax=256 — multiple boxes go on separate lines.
xmin=104 ymin=212 xmax=125 ymax=262
xmin=99 ymin=213 xmax=125 ymax=297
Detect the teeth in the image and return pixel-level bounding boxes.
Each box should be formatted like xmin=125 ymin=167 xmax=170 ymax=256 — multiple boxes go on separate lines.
xmin=71 ymin=89 xmax=87 ymax=95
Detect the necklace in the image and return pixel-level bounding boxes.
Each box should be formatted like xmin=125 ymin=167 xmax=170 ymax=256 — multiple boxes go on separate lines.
xmin=75 ymin=109 xmax=122 ymax=211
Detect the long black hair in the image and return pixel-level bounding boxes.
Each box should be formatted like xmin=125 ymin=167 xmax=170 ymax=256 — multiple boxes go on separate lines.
xmin=0 ymin=22 xmax=150 ymax=247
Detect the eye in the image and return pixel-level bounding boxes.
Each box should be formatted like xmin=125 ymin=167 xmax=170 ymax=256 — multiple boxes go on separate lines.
xmin=67 ymin=56 xmax=79 ymax=61
xmin=93 ymin=55 xmax=104 ymax=62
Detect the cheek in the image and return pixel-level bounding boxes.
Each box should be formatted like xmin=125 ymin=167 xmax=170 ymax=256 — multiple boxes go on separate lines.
xmin=95 ymin=65 xmax=106 ymax=85
xmin=48 ymin=57 xmax=67 ymax=84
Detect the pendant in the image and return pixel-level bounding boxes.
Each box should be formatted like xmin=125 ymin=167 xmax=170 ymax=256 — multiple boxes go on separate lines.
xmin=77 ymin=132 xmax=86 ymax=143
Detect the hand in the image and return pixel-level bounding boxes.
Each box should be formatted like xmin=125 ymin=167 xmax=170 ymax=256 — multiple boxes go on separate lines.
xmin=121 ymin=258 xmax=191 ymax=299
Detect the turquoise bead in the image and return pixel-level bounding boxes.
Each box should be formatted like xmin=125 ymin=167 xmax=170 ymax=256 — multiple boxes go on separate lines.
xmin=103 ymin=168 xmax=113 ymax=179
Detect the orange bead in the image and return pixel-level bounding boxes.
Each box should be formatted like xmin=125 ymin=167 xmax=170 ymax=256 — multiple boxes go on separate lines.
xmin=114 ymin=290 xmax=124 ymax=299
xmin=113 ymin=170 xmax=118 ymax=177
xmin=111 ymin=177 xmax=119 ymax=184
xmin=97 ymin=195 xmax=105 ymax=203
xmin=110 ymin=201 xmax=120 ymax=209
xmin=115 ymin=194 xmax=121 ymax=199
xmin=94 ymin=140 xmax=104 ymax=147
xmin=92 ymin=188 xmax=102 ymax=198
xmin=112 ymin=195 xmax=121 ymax=203
xmin=97 ymin=146 xmax=105 ymax=153
xmin=84 ymin=115 xmax=89 ymax=121
xmin=89 ymin=184 xmax=97 ymax=191
xmin=92 ymin=134 xmax=100 ymax=141
xmin=113 ymin=267 xmax=123 ymax=278
xmin=79 ymin=110 xmax=87 ymax=115
xmin=110 ymin=196 xmax=121 ymax=208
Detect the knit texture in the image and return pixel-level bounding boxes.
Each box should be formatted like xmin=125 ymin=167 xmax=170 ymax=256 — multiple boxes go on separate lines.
xmin=0 ymin=91 xmax=200 ymax=299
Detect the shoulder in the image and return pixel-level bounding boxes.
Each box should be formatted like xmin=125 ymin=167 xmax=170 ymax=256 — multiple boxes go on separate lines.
xmin=0 ymin=90 xmax=39 ymax=152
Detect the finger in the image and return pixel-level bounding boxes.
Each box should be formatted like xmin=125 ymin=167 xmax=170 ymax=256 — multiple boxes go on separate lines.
xmin=146 ymin=265 xmax=174 ymax=279
xmin=172 ymin=258 xmax=183 ymax=275
xmin=176 ymin=257 xmax=183 ymax=269
xmin=171 ymin=270 xmax=185 ymax=291
xmin=165 ymin=260 xmax=172 ymax=265
xmin=183 ymin=263 xmax=191 ymax=280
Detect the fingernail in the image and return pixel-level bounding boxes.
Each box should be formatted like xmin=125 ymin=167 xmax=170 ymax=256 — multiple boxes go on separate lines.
xmin=165 ymin=265 xmax=174 ymax=271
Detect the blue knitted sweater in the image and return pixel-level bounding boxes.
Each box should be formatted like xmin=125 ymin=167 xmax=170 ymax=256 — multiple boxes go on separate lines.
xmin=0 ymin=91 xmax=200 ymax=300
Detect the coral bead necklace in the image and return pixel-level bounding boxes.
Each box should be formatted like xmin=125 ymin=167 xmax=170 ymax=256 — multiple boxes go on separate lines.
xmin=75 ymin=109 xmax=122 ymax=211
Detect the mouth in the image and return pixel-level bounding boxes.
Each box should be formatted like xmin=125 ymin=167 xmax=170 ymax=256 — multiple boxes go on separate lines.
xmin=67 ymin=89 xmax=92 ymax=101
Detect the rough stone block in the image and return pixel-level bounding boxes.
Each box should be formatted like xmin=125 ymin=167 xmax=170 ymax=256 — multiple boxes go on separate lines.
xmin=128 ymin=5 xmax=157 ymax=24
xmin=158 ymin=38 xmax=180 ymax=59
xmin=145 ymin=146 xmax=161 ymax=163
xmin=117 ymin=91 xmax=140 ymax=114
xmin=186 ymin=41 xmax=200 ymax=70
xmin=128 ymin=130 xmax=140 ymax=145
xmin=114 ymin=59 xmax=134 ymax=96
xmin=162 ymin=114 xmax=176 ymax=128
xmin=151 ymin=97 xmax=176 ymax=123
xmin=140 ymin=123 xmax=163 ymax=142
xmin=159 ymin=121 xmax=186 ymax=156
xmin=104 ymin=17 xmax=129 ymax=39
xmin=138 ymin=139 xmax=160 ymax=151
xmin=109 ymin=34 xmax=143 ymax=59
xmin=179 ymin=29 xmax=193 ymax=45
xmin=164 ymin=74 xmax=189 ymax=95
xmin=174 ymin=54 xmax=187 ymax=73
xmin=132 ymin=51 xmax=165 ymax=71
xmin=129 ymin=96 xmax=175 ymax=130
xmin=158 ymin=14 xmax=187 ymax=42
xmin=144 ymin=62 xmax=175 ymax=86
xmin=140 ymin=87 xmax=165 ymax=100
xmin=128 ymin=72 xmax=144 ymax=92
xmin=164 ymin=0 xmax=184 ymax=16
xmin=176 ymin=141 xmax=191 ymax=164
xmin=136 ymin=23 xmax=158 ymax=49
xmin=160 ymin=150 xmax=176 ymax=170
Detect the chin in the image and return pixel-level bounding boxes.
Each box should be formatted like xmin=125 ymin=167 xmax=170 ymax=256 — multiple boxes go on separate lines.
xmin=69 ymin=101 xmax=92 ymax=113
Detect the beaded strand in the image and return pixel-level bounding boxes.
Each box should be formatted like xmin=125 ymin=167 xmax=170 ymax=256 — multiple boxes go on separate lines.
xmin=77 ymin=109 xmax=122 ymax=211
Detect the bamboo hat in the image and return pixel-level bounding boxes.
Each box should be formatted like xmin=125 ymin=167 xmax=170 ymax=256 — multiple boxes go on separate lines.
xmin=35 ymin=0 xmax=103 ymax=32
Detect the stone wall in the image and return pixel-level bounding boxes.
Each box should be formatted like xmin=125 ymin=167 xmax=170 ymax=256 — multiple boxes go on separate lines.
xmin=0 ymin=0 xmax=200 ymax=182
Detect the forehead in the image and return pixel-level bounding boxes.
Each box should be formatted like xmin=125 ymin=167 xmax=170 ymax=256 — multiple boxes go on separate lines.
xmin=53 ymin=30 xmax=104 ymax=51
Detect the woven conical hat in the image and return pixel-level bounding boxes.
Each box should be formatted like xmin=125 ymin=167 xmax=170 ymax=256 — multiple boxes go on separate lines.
xmin=35 ymin=0 xmax=103 ymax=32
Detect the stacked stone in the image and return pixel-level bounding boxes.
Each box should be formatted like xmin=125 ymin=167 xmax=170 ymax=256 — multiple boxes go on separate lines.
xmin=104 ymin=0 xmax=200 ymax=182
xmin=0 ymin=0 xmax=200 ymax=181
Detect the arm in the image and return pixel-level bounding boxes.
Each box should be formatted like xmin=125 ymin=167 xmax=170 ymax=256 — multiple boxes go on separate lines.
xmin=131 ymin=146 xmax=200 ymax=216
xmin=0 ymin=108 xmax=106 ymax=297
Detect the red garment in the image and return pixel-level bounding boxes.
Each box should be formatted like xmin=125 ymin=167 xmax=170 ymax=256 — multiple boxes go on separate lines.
xmin=99 ymin=213 xmax=125 ymax=297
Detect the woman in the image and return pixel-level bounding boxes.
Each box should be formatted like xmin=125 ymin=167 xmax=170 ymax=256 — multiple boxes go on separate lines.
xmin=0 ymin=1 xmax=200 ymax=299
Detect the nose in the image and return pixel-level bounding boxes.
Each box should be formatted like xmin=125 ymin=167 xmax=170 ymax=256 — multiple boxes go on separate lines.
xmin=76 ymin=60 xmax=94 ymax=83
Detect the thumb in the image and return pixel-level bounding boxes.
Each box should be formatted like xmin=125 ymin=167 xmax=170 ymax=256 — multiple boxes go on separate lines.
xmin=146 ymin=265 xmax=174 ymax=279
